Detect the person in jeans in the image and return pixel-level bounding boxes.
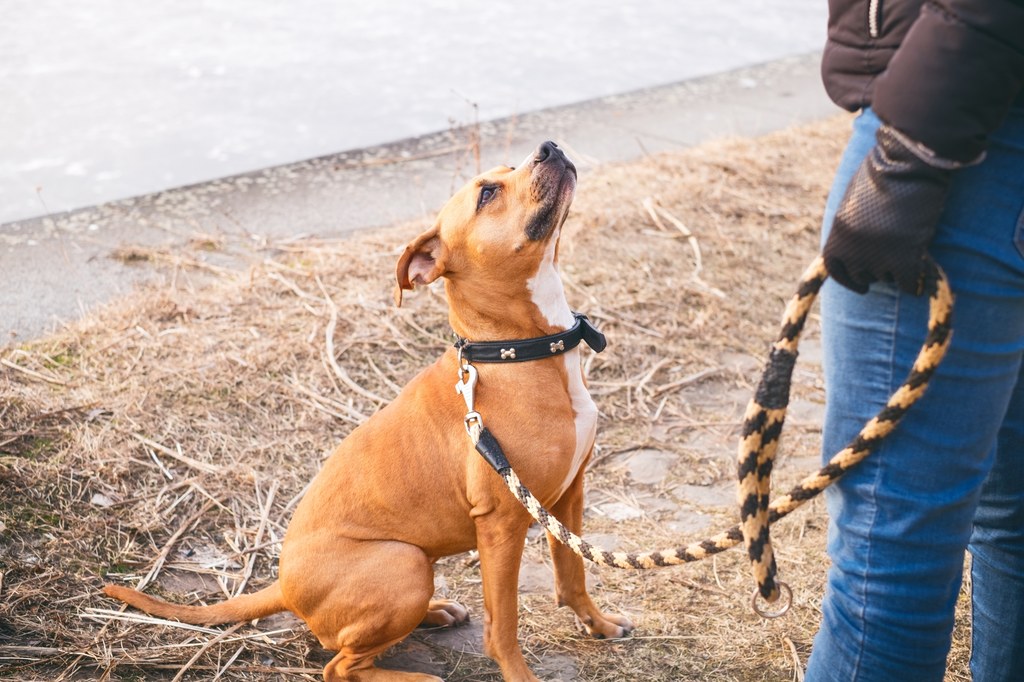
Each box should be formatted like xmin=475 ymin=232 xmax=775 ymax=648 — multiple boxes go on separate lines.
xmin=807 ymin=1 xmax=1024 ymax=680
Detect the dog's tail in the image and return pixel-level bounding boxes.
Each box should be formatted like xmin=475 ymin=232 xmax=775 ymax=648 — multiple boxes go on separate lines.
xmin=102 ymin=581 xmax=285 ymax=625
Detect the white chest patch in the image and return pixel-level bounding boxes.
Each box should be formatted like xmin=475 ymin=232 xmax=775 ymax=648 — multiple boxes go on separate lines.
xmin=527 ymin=232 xmax=598 ymax=496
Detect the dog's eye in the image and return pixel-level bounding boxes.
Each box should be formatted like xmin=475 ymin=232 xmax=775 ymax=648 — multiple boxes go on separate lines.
xmin=477 ymin=185 xmax=498 ymax=209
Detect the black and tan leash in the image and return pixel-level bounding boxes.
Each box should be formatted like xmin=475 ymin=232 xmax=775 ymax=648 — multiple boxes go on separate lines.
xmin=455 ymin=255 xmax=954 ymax=617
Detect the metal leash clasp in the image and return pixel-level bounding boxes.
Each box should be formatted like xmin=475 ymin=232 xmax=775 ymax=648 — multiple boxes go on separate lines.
xmin=456 ymin=348 xmax=483 ymax=435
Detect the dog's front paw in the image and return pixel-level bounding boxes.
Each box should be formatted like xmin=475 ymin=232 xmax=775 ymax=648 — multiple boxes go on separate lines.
xmin=575 ymin=612 xmax=634 ymax=640
xmin=420 ymin=599 xmax=470 ymax=628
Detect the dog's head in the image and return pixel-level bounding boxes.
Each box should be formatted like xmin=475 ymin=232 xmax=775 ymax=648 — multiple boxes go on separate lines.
xmin=394 ymin=141 xmax=576 ymax=323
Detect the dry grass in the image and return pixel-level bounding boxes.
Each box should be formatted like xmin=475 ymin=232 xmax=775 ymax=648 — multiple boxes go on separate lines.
xmin=0 ymin=116 xmax=971 ymax=680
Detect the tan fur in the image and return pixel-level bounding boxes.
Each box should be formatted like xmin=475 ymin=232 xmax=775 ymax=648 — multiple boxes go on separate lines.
xmin=102 ymin=142 xmax=631 ymax=682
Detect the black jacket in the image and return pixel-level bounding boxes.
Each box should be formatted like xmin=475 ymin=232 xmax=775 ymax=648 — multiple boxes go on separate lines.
xmin=822 ymin=0 xmax=1024 ymax=162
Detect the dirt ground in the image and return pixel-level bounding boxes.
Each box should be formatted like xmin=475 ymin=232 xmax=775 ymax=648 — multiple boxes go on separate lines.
xmin=0 ymin=116 xmax=972 ymax=681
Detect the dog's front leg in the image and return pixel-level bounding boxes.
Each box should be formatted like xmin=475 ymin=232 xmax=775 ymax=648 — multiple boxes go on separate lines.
xmin=475 ymin=512 xmax=539 ymax=682
xmin=547 ymin=470 xmax=634 ymax=639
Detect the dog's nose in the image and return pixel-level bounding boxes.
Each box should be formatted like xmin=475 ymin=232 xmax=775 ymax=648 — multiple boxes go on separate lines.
xmin=535 ymin=140 xmax=561 ymax=164
xmin=525 ymin=140 xmax=574 ymax=176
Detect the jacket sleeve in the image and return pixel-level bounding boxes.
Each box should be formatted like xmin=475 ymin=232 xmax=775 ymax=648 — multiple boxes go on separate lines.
xmin=872 ymin=0 xmax=1024 ymax=163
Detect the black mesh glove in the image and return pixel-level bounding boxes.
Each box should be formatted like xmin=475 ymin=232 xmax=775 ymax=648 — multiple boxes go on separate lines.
xmin=823 ymin=124 xmax=966 ymax=295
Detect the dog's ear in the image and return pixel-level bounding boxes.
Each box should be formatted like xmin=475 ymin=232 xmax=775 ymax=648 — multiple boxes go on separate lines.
xmin=394 ymin=226 xmax=446 ymax=307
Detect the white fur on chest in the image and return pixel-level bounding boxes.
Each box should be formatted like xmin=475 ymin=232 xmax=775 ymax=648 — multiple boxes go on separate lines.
xmin=528 ymin=233 xmax=598 ymax=497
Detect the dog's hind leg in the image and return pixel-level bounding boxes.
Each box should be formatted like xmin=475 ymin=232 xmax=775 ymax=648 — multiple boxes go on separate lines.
xmin=546 ymin=471 xmax=634 ymax=640
xmin=324 ymin=651 xmax=441 ymax=682
xmin=283 ymin=539 xmax=441 ymax=681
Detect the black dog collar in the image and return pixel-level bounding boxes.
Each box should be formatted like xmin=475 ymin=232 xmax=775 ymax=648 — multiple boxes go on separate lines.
xmin=454 ymin=312 xmax=606 ymax=363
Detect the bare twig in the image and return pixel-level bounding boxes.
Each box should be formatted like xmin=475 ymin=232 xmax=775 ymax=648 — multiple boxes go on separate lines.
xmin=634 ymin=358 xmax=672 ymax=404
xmin=131 ymin=433 xmax=221 ymax=475
xmin=0 ymin=645 xmax=63 ymax=660
xmin=136 ymin=500 xmax=216 ymax=591
xmin=171 ymin=622 xmax=244 ymax=682
xmin=652 ymin=366 xmax=727 ymax=396
xmin=366 ymin=356 xmax=402 ymax=397
xmin=266 ymin=271 xmax=321 ymax=304
xmin=783 ymin=635 xmax=805 ymax=682
xmin=642 ymin=197 xmax=726 ymax=299
xmin=642 ymin=196 xmax=704 ymax=277
xmin=287 ymin=380 xmax=367 ymax=425
xmin=147 ymin=446 xmax=176 ymax=480
xmin=1 ymin=358 xmax=68 ymax=385
xmin=234 ymin=479 xmax=279 ymax=597
xmin=316 ymin=277 xmax=388 ymax=405
xmin=212 ymin=643 xmax=246 ymax=680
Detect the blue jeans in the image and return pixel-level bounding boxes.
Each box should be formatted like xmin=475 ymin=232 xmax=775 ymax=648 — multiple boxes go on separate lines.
xmin=805 ymin=107 xmax=1024 ymax=681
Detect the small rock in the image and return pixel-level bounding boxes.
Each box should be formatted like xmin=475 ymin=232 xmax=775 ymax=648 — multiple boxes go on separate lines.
xmin=594 ymin=502 xmax=643 ymax=522
xmin=90 ymin=493 xmax=115 ymax=508
xmin=583 ymin=533 xmax=622 ymax=553
xmin=621 ymin=449 xmax=676 ymax=485
xmin=666 ymin=509 xmax=713 ymax=534
xmin=635 ymin=493 xmax=679 ymax=515
xmin=787 ymin=397 xmax=825 ymax=424
xmin=719 ymin=351 xmax=761 ymax=375
xmin=672 ymin=482 xmax=735 ymax=509
xmin=535 ymin=652 xmax=579 ymax=681
xmin=518 ymin=561 xmax=554 ymax=594
xmin=680 ymin=430 xmax=732 ymax=462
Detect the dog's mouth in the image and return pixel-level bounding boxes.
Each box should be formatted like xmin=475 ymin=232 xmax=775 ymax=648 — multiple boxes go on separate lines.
xmin=524 ymin=142 xmax=576 ymax=242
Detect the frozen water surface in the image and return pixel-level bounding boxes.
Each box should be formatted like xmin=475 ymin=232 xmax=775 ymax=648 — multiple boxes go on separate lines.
xmin=1 ymin=0 xmax=825 ymax=224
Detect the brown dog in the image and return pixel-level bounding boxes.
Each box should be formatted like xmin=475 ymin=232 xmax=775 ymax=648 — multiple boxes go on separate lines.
xmin=103 ymin=141 xmax=632 ymax=681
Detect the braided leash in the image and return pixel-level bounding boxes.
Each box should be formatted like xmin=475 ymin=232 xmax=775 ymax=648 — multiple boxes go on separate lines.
xmin=459 ymin=255 xmax=953 ymax=616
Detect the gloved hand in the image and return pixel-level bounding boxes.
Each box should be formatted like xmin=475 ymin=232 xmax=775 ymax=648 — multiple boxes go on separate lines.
xmin=823 ymin=124 xmax=967 ymax=295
